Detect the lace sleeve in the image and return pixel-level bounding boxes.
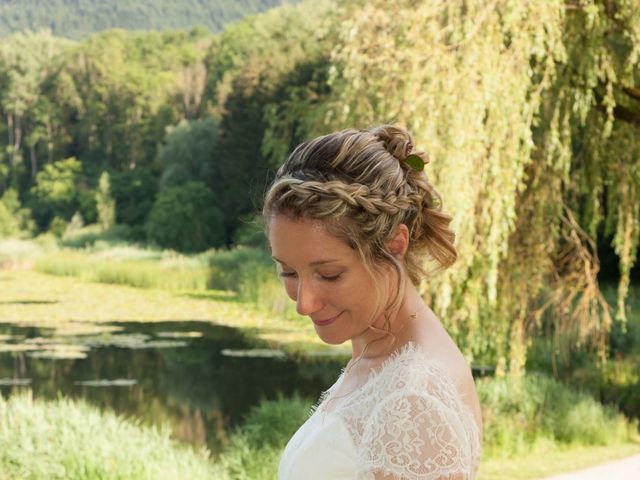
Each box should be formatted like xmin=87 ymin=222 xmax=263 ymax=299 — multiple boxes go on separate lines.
xmin=357 ymin=388 xmax=478 ymax=480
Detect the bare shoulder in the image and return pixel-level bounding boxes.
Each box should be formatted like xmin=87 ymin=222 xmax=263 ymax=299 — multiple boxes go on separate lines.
xmin=405 ymin=312 xmax=483 ymax=432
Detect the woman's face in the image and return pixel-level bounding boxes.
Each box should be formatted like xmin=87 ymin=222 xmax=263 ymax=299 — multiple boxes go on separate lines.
xmin=268 ymin=214 xmax=393 ymax=345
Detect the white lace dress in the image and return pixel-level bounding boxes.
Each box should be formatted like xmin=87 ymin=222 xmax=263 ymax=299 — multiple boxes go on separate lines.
xmin=278 ymin=342 xmax=482 ymax=480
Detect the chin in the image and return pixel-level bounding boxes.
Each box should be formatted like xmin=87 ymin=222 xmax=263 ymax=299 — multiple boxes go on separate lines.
xmin=314 ymin=327 xmax=349 ymax=346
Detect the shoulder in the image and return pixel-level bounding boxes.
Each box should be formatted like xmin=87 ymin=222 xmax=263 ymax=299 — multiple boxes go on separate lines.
xmin=374 ymin=342 xmax=463 ymax=402
xmin=355 ymin=343 xmax=481 ymax=480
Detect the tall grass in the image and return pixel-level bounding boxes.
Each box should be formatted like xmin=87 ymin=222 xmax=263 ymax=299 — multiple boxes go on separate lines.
xmin=0 ymin=235 xmax=56 ymax=268
xmin=215 ymin=394 xmax=312 ymax=479
xmin=208 ymin=247 xmax=298 ymax=320
xmin=478 ymin=373 xmax=637 ymax=458
xmin=0 ymin=392 xmax=217 ymax=480
xmin=31 ymin=242 xmax=300 ymax=319
xmin=526 ymin=283 xmax=640 ymax=420
xmin=35 ymin=249 xmax=210 ymax=290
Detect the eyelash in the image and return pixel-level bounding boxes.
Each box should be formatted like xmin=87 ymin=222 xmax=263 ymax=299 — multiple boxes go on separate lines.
xmin=278 ymin=272 xmax=342 ymax=282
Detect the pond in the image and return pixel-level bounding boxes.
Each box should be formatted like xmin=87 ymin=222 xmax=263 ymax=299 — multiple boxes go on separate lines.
xmin=0 ymin=321 xmax=346 ymax=454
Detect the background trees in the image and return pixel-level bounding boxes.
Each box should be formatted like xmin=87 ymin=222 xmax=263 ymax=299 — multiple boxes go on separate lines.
xmin=0 ymin=0 xmax=299 ymax=40
xmin=0 ymin=0 xmax=638 ymax=373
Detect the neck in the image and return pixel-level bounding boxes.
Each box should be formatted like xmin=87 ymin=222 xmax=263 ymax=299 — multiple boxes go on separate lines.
xmin=349 ymin=281 xmax=427 ymax=362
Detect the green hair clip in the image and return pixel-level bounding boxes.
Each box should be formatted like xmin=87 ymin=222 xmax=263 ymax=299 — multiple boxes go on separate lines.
xmin=403 ymin=154 xmax=424 ymax=172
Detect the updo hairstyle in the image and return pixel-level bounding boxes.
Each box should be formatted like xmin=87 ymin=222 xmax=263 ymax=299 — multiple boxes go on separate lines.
xmin=263 ymin=125 xmax=457 ymax=312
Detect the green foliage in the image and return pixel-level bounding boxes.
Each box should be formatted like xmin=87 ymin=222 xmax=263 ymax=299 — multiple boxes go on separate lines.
xmin=0 ymin=0 xmax=637 ymax=376
xmin=477 ymin=373 xmax=636 ymax=459
xmin=0 ymin=393 xmax=216 ymax=480
xmin=0 ymin=1 xmax=298 ymax=40
xmin=95 ymin=171 xmax=115 ymax=230
xmin=215 ymin=394 xmax=312 ymax=479
xmin=35 ymin=247 xmax=210 ymax=290
xmin=232 ymin=214 xmax=267 ymax=247
xmin=28 ymin=157 xmax=82 ymax=230
xmin=60 ymin=223 xmax=132 ymax=248
xmin=256 ymin=0 xmax=640 ymax=372
xmin=208 ymin=246 xmax=297 ymax=319
xmin=208 ymin=247 xmax=272 ymax=291
xmin=203 ymin=0 xmax=334 ymax=240
xmin=111 ymin=167 xmax=157 ymax=226
xmin=76 ymin=190 xmax=97 ymax=225
xmin=0 ymin=201 xmax=18 ymax=238
xmin=0 ymin=190 xmax=34 ymax=238
xmin=146 ymin=182 xmax=225 ymax=252
xmin=52 ymin=29 xmax=208 ymax=170
xmin=525 ymin=284 xmax=640 ymax=421
xmin=157 ymin=117 xmax=219 ymax=191
xmin=0 ymin=30 xmax=71 ymax=190
xmin=48 ymin=216 xmax=68 ymax=237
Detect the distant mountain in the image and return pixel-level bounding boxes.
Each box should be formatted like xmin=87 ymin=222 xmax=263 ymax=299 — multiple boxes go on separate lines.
xmin=0 ymin=0 xmax=300 ymax=39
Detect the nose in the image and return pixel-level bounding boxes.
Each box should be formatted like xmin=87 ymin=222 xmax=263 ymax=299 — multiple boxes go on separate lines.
xmin=295 ymin=279 xmax=322 ymax=316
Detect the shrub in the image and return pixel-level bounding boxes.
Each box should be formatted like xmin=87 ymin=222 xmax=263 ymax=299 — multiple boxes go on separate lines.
xmin=478 ymin=373 xmax=636 ymax=458
xmin=216 ymin=394 xmax=312 ymax=479
xmin=0 ymin=189 xmax=35 ymax=237
xmin=157 ymin=117 xmax=219 ymax=191
xmin=111 ymin=167 xmax=157 ymax=226
xmin=28 ymin=157 xmax=83 ymax=230
xmin=96 ymin=171 xmax=116 ymax=230
xmin=146 ymin=182 xmax=225 ymax=252
xmin=48 ymin=216 xmax=68 ymax=237
xmin=0 ymin=201 xmax=19 ymax=238
xmin=0 ymin=393 xmax=216 ymax=480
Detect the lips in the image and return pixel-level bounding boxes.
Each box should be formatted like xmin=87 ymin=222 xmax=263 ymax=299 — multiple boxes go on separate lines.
xmin=311 ymin=311 xmax=343 ymax=327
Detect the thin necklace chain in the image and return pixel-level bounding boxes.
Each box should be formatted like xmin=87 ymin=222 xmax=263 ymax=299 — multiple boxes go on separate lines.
xmin=322 ymin=305 xmax=429 ymax=414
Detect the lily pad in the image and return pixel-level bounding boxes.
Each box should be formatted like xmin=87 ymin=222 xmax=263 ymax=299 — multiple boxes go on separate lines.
xmin=0 ymin=378 xmax=31 ymax=386
xmin=26 ymin=343 xmax=90 ymax=360
xmin=141 ymin=340 xmax=188 ymax=349
xmin=221 ymin=348 xmax=286 ymax=359
xmin=156 ymin=331 xmax=202 ymax=339
xmin=82 ymin=333 xmax=151 ymax=349
xmin=0 ymin=344 xmax=37 ymax=353
xmin=75 ymin=378 xmax=137 ymax=387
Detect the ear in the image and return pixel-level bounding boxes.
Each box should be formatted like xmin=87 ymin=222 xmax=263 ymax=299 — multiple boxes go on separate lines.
xmin=385 ymin=224 xmax=409 ymax=259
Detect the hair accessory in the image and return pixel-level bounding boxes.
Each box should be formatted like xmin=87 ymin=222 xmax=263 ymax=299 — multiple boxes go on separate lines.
xmin=403 ymin=154 xmax=425 ymax=172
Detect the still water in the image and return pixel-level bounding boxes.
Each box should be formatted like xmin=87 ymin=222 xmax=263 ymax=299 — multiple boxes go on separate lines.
xmin=0 ymin=321 xmax=345 ymax=453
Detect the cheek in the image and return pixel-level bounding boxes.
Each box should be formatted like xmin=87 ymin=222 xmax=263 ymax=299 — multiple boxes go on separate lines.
xmin=282 ymin=279 xmax=297 ymax=301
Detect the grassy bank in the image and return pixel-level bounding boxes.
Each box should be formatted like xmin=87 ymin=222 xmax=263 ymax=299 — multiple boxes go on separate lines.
xmin=2 ymin=373 xmax=638 ymax=480
xmin=26 ymin=241 xmax=300 ymax=321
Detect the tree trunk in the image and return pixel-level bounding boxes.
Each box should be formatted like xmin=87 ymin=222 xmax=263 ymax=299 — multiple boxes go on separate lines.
xmin=30 ymin=143 xmax=37 ymax=179
xmin=11 ymin=112 xmax=22 ymax=168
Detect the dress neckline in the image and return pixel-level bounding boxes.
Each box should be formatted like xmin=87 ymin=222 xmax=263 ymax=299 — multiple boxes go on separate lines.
xmin=316 ymin=341 xmax=444 ymax=414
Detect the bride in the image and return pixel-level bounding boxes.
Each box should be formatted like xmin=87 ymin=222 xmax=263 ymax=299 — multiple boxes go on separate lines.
xmin=263 ymin=125 xmax=483 ymax=479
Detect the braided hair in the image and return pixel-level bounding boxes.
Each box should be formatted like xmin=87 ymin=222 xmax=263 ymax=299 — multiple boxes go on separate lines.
xmin=263 ymin=125 xmax=457 ymax=293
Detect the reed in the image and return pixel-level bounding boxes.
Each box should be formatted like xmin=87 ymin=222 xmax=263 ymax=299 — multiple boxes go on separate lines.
xmin=0 ymin=392 xmax=218 ymax=480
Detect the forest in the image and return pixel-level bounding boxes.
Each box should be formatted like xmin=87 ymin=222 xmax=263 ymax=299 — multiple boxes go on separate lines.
xmin=1 ymin=0 xmax=639 ymax=371
xmin=0 ymin=0 xmax=297 ymax=39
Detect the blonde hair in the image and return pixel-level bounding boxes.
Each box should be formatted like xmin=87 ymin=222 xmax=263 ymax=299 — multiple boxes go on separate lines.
xmin=263 ymin=124 xmax=456 ymax=284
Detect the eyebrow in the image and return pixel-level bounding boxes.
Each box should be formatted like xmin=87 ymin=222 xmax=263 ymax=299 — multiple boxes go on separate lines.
xmin=271 ymin=256 xmax=340 ymax=267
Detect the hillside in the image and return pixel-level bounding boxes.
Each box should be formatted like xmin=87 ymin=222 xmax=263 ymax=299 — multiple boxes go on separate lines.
xmin=0 ymin=0 xmax=299 ymax=39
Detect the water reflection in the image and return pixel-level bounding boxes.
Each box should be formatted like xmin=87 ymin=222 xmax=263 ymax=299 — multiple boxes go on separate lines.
xmin=0 ymin=321 xmax=345 ymax=453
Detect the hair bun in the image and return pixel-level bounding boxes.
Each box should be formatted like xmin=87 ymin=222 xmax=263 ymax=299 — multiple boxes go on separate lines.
xmin=369 ymin=125 xmax=413 ymax=161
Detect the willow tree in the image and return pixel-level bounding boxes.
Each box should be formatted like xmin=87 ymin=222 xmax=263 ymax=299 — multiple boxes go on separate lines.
xmin=264 ymin=0 xmax=640 ymax=375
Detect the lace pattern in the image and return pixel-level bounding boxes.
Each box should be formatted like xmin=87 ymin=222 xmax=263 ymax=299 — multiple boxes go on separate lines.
xmin=315 ymin=342 xmax=481 ymax=480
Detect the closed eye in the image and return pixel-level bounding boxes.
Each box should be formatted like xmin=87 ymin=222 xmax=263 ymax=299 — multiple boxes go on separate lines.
xmin=278 ymin=271 xmax=297 ymax=278
xmin=321 ymin=274 xmax=342 ymax=282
